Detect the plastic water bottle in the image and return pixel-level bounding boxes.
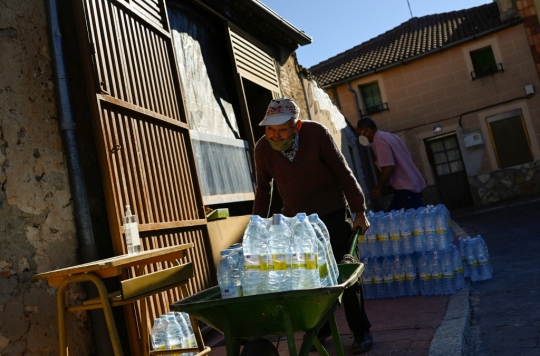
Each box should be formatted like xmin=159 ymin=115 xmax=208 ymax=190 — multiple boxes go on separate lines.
xmin=357 ymin=226 xmax=369 ymax=259
xmin=361 ymin=257 xmax=375 ymax=300
xmin=451 ymin=245 xmax=465 ymax=290
xmin=150 ymin=317 xmax=168 ymax=351
xmin=378 ymin=214 xmax=392 ymax=257
xmin=388 ymin=212 xmax=403 ymax=256
xmin=309 ymin=213 xmax=339 ymax=282
xmin=403 ymin=254 xmax=419 ymax=296
xmin=458 ymin=238 xmax=469 ymax=278
xmin=382 ymin=256 xmax=396 ymax=298
xmin=217 ymin=250 xmax=243 ymax=298
xmin=412 ymin=210 xmax=426 ymax=253
xmin=366 ymin=226 xmax=380 ymax=258
xmin=123 ymin=205 xmax=142 ymax=254
xmin=310 ymin=220 xmax=337 ymax=285
xmin=372 ymin=257 xmax=385 ymax=299
xmin=267 ymin=214 xmax=292 ymax=292
xmin=291 ymin=213 xmax=320 ymax=290
xmin=178 ymin=312 xmax=197 ymax=355
xmin=441 ymin=248 xmax=456 ymax=295
xmin=430 ymin=251 xmax=443 ymax=296
xmin=464 ymin=237 xmax=480 ymax=282
xmin=393 ymin=255 xmax=407 ymax=297
xmin=474 ymin=235 xmax=492 ymax=280
xmin=424 ymin=207 xmax=437 ymax=252
xmin=242 ymin=216 xmax=269 ymax=296
xmin=165 ymin=314 xmax=183 ymax=351
xmin=400 ymin=212 xmax=414 ymax=255
xmin=418 ymin=252 xmax=432 ymax=296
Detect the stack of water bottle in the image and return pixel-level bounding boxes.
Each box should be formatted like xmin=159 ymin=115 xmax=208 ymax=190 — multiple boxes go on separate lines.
xmin=217 ymin=212 xmax=340 ymax=298
xmin=150 ymin=311 xmax=198 ymax=354
xmin=358 ymin=204 xmax=492 ymax=300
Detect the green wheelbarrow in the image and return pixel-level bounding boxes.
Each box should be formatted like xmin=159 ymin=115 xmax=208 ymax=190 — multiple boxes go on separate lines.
xmin=171 ymin=229 xmax=364 ymax=356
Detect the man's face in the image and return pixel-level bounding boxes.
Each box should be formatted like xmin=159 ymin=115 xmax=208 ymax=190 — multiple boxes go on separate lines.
xmin=265 ymin=120 xmax=297 ymax=141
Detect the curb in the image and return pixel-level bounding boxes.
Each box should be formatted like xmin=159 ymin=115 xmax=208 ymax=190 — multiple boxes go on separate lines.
xmin=428 ymin=281 xmax=471 ymax=356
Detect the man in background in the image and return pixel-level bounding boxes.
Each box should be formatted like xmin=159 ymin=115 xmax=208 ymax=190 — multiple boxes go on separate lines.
xmin=356 ymin=117 xmax=426 ymax=211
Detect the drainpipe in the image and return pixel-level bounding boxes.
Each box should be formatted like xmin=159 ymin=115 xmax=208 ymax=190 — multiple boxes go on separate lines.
xmin=45 ymin=1 xmax=113 ymax=354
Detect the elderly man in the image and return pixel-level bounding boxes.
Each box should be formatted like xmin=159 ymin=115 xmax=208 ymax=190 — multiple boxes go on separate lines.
xmin=252 ymin=98 xmax=373 ymax=354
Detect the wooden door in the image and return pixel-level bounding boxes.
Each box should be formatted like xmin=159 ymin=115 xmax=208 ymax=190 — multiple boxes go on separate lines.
xmin=72 ymin=0 xmax=213 ymax=354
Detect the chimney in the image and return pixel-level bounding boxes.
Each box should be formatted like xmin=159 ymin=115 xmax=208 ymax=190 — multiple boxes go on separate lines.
xmin=496 ymin=0 xmax=519 ymax=22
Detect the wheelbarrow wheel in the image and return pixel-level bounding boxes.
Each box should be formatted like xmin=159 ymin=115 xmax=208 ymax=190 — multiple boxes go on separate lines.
xmin=240 ymin=337 xmax=279 ymax=356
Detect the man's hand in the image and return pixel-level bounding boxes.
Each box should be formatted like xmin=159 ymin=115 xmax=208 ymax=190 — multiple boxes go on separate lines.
xmin=353 ymin=212 xmax=370 ymax=235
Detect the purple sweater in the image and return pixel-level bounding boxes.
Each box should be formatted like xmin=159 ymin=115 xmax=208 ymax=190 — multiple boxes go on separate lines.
xmin=253 ymin=121 xmax=366 ymax=218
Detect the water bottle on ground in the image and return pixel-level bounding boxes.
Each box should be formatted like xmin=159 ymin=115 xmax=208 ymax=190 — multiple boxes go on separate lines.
xmin=393 ymin=255 xmax=407 ymax=297
xmin=412 ymin=209 xmax=426 ymax=253
xmin=361 ymin=257 xmax=375 ymax=300
xmin=242 ymin=215 xmax=269 ymax=296
xmin=441 ymin=248 xmax=456 ymax=295
xmin=403 ymin=254 xmax=419 ymax=296
xmin=217 ymin=250 xmax=243 ymax=298
xmin=267 ymin=214 xmax=293 ymax=292
xmin=372 ymin=257 xmax=385 ymax=299
xmin=458 ymin=238 xmax=469 ymax=278
xmin=382 ymin=256 xmax=396 ymax=298
xmin=151 ymin=317 xmax=167 ymax=351
xmin=378 ymin=213 xmax=392 ymax=257
xmin=464 ymin=236 xmax=480 ymax=282
xmin=400 ymin=211 xmax=415 ymax=255
xmin=309 ymin=213 xmax=339 ymax=281
xmin=424 ymin=207 xmax=437 ymax=252
xmin=291 ymin=213 xmax=320 ymax=289
xmin=474 ymin=235 xmax=492 ymax=280
xmin=451 ymin=245 xmax=465 ymax=290
xmin=430 ymin=251 xmax=443 ymax=296
xmin=418 ymin=252 xmax=432 ymax=296
xmin=165 ymin=314 xmax=183 ymax=351
xmin=388 ymin=212 xmax=403 ymax=256
xmin=178 ymin=312 xmax=197 ymax=355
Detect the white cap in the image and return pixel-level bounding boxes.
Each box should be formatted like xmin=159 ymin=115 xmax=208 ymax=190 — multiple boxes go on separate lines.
xmin=259 ymin=98 xmax=300 ymax=126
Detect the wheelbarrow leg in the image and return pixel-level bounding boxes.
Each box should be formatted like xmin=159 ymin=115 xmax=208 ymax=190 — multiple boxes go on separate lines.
xmin=329 ymin=315 xmax=345 ymax=356
xmin=279 ymin=302 xmax=298 ymax=356
xmin=222 ymin=317 xmax=242 ymax=356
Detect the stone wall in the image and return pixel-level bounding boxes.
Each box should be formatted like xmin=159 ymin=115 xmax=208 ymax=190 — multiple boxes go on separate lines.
xmin=0 ymin=1 xmax=93 ymax=355
xmin=468 ymin=160 xmax=540 ymax=205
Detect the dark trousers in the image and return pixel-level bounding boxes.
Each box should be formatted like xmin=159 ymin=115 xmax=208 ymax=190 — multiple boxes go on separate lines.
xmin=319 ymin=207 xmax=371 ymax=334
xmin=388 ymin=189 xmax=424 ymax=211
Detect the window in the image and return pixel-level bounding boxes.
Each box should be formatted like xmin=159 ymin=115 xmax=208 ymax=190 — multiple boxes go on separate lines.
xmin=470 ymin=46 xmax=503 ymax=80
xmin=486 ymin=109 xmax=533 ymax=168
xmin=359 ymin=82 xmax=388 ymax=115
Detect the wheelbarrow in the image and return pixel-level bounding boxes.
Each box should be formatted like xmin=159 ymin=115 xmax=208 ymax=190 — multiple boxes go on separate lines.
xmin=171 ymin=228 xmax=364 ymax=356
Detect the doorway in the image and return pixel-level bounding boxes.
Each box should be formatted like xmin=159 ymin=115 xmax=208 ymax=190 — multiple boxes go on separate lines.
xmin=425 ymin=133 xmax=473 ymax=209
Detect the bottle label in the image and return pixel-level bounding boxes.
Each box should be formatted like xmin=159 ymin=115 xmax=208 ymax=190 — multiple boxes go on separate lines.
xmin=419 ymin=272 xmax=431 ymax=280
xmin=243 ymin=254 xmax=261 ymax=270
xmin=291 ymin=253 xmax=305 ymax=269
xmin=431 ymin=271 xmax=443 ymax=279
xmin=221 ymin=286 xmax=242 ymax=298
xmin=273 ymin=254 xmax=288 ymax=271
xmin=443 ymin=270 xmax=454 ymax=278
xmin=372 ymin=275 xmax=383 ymax=283
xmin=319 ymin=263 xmax=329 ymax=278
xmin=260 ymin=255 xmax=269 ymax=271
xmin=377 ymin=234 xmax=389 ymax=242
xmin=383 ymin=272 xmax=393 ymax=282
xmin=362 ymin=274 xmax=372 ymax=284
xmin=358 ymin=234 xmax=366 ymax=243
xmin=394 ymin=272 xmax=405 ymax=282
xmin=405 ymin=272 xmax=416 ymax=280
xmin=390 ymin=233 xmax=400 ymax=241
xmin=125 ymin=222 xmax=141 ymax=248
xmin=305 ymin=253 xmax=317 ymax=270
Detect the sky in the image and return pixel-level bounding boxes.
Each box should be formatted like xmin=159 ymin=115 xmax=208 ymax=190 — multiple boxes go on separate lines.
xmin=260 ymin=0 xmax=494 ymax=68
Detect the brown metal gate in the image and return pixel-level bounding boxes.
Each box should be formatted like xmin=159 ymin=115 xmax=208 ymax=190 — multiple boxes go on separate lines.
xmin=72 ymin=0 xmax=213 ymax=354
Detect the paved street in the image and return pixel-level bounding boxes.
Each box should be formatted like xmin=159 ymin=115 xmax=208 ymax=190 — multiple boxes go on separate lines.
xmin=451 ymin=197 xmax=540 ymax=356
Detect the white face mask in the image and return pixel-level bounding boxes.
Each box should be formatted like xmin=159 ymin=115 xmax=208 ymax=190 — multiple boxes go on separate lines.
xmin=358 ymin=129 xmax=370 ymax=146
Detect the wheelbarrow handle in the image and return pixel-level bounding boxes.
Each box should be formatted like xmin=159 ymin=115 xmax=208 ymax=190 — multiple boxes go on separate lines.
xmin=347 ymin=226 xmax=362 ymax=256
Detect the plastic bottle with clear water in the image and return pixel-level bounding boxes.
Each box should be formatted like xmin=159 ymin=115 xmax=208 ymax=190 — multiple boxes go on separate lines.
xmin=310 ymin=219 xmax=337 ymax=286
xmin=361 ymin=257 xmax=375 ymax=300
xmin=151 ymin=317 xmax=168 ymax=351
xmin=474 ymin=235 xmax=492 ymax=280
xmin=365 ymin=225 xmax=380 ymax=259
xmin=217 ymin=250 xmax=243 ymax=298
xmin=412 ymin=209 xmax=426 ymax=253
xmin=458 ymin=238 xmax=469 ymax=278
xmin=464 ymin=236 xmax=480 ymax=282
xmin=372 ymin=257 xmax=386 ymax=299
xmin=357 ymin=224 xmax=369 ymax=259
xmin=165 ymin=314 xmax=183 ymax=352
xmin=403 ymin=253 xmax=419 ymax=296
xmin=267 ymin=214 xmax=293 ymax=292
xmin=393 ymin=254 xmax=407 ymax=297
xmin=382 ymin=256 xmax=396 ymax=298
xmin=424 ymin=207 xmax=437 ymax=252
xmin=400 ymin=211 xmax=415 ymax=255
xmin=177 ymin=312 xmax=197 ymax=355
xmin=451 ymin=245 xmax=465 ymax=290
xmin=309 ymin=213 xmax=339 ymax=282
xmin=242 ymin=215 xmax=269 ymax=296
xmin=388 ymin=212 xmax=403 ymax=256
xmin=430 ymin=251 xmax=443 ymax=296
xmin=441 ymin=248 xmax=456 ymax=295
xmin=291 ymin=213 xmax=320 ymax=290
xmin=124 ymin=205 xmax=142 ymax=255
xmin=378 ymin=213 xmax=392 ymax=257
xmin=418 ymin=252 xmax=432 ymax=296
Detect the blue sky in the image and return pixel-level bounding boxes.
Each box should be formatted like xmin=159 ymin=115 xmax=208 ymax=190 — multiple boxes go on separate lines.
xmin=259 ymin=0 xmax=493 ymax=68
